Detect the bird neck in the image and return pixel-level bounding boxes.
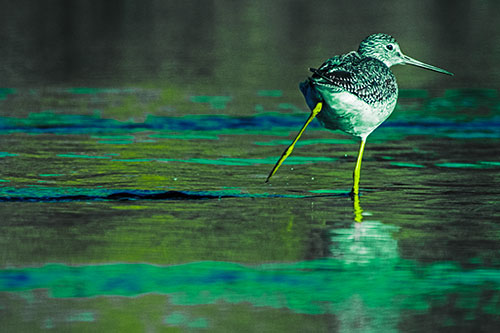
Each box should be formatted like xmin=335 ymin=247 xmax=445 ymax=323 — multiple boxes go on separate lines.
xmin=361 ymin=55 xmax=393 ymax=68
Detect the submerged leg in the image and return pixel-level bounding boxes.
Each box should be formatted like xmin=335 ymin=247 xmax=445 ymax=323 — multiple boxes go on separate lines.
xmin=351 ymin=137 xmax=367 ymax=196
xmin=265 ymin=102 xmax=323 ymax=182
xmin=353 ymin=193 xmax=363 ymax=223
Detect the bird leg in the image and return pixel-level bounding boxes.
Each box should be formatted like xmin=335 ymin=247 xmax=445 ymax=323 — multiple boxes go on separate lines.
xmin=353 ymin=193 xmax=363 ymax=223
xmin=351 ymin=137 xmax=366 ymax=196
xmin=266 ymin=102 xmax=323 ymax=182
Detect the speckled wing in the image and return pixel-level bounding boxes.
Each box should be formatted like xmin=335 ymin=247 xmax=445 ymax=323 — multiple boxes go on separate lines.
xmin=309 ymin=52 xmax=398 ymax=105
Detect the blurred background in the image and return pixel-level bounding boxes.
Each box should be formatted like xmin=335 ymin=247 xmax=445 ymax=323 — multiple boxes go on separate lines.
xmin=1 ymin=0 xmax=499 ymax=90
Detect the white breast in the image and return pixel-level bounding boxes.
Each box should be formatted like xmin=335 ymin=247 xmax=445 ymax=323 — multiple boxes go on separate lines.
xmin=316 ymin=91 xmax=397 ymax=138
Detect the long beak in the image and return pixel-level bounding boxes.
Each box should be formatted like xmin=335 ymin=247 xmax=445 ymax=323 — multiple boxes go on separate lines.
xmin=401 ymin=54 xmax=453 ymax=76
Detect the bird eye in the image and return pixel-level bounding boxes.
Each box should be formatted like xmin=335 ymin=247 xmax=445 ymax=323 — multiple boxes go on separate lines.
xmin=386 ymin=44 xmax=394 ymax=51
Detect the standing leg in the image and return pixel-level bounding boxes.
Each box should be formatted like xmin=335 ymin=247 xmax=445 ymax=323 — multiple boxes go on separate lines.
xmin=351 ymin=137 xmax=367 ymax=196
xmin=353 ymin=193 xmax=363 ymax=223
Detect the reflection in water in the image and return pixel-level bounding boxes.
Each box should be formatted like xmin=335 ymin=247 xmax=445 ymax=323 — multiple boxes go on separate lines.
xmin=1 ymin=186 xmax=500 ymax=331
xmin=1 ymin=219 xmax=499 ymax=331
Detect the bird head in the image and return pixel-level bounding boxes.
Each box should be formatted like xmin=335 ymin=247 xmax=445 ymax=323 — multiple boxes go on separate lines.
xmin=358 ymin=33 xmax=453 ymax=75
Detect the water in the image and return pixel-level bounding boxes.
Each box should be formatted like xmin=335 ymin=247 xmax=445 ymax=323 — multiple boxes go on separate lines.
xmin=1 ymin=1 xmax=500 ymax=332
xmin=0 ymin=87 xmax=499 ymax=331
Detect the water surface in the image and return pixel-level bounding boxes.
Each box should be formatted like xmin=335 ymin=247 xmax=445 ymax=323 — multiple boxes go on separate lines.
xmin=0 ymin=87 xmax=499 ymax=332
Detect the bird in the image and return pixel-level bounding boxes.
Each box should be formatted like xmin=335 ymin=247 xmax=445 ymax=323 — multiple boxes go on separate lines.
xmin=265 ymin=33 xmax=453 ymax=195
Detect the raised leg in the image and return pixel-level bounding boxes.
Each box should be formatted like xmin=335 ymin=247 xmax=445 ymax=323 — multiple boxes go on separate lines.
xmin=351 ymin=137 xmax=366 ymax=196
xmin=265 ymin=102 xmax=323 ymax=182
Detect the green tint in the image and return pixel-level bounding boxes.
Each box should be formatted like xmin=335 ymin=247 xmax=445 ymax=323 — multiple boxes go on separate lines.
xmin=149 ymin=134 xmax=219 ymax=140
xmin=258 ymin=90 xmax=283 ymax=97
xmin=444 ymin=88 xmax=498 ymax=99
xmin=164 ymin=312 xmax=209 ymax=328
xmin=188 ymin=318 xmax=209 ymax=328
xmin=309 ymin=189 xmax=349 ymax=194
xmin=390 ymin=162 xmax=425 ymax=168
xmin=43 ymin=319 xmax=54 ymax=329
xmin=398 ymin=89 xmax=429 ymax=99
xmin=91 ymin=135 xmax=135 ymax=140
xmin=190 ymin=96 xmax=232 ymax=109
xmin=436 ymin=163 xmax=491 ymax=169
xmin=278 ymin=103 xmax=304 ymax=112
xmin=67 ymin=312 xmax=95 ymax=322
xmin=255 ymin=138 xmax=355 ymax=146
xmin=164 ymin=312 xmax=188 ymax=325
xmin=0 ymin=152 xmax=18 ymax=157
xmin=111 ymin=158 xmax=154 ymax=162
xmin=110 ymin=205 xmax=148 ymax=210
xmin=157 ymin=156 xmax=337 ymax=166
xmin=0 ymin=88 xmax=16 ymax=100
xmin=97 ymin=140 xmax=134 ymax=144
xmin=215 ymin=128 xmax=295 ymax=136
xmin=66 ymin=88 xmax=137 ymax=95
xmin=1 ymin=252 xmax=499 ymax=317
xmin=109 ymin=156 xmax=337 ymax=166
xmin=57 ymin=154 xmax=112 ymax=159
xmin=479 ymin=161 xmax=500 ymax=166
xmin=1 ymin=86 xmax=499 ymax=331
xmin=0 ymin=186 xmax=311 ymax=200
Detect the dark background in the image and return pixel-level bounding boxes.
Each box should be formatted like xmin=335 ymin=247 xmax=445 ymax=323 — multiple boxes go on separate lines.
xmin=0 ymin=0 xmax=499 ymax=89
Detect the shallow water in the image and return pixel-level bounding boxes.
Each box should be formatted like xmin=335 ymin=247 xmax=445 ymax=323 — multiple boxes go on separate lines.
xmin=2 ymin=1 xmax=500 ymax=330
xmin=0 ymin=87 xmax=499 ymax=331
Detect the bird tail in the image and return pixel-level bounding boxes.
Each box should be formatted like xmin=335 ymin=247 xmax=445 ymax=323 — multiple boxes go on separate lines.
xmin=299 ymin=78 xmax=322 ymax=111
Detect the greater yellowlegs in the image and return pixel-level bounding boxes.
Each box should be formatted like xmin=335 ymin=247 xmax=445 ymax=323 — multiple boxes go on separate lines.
xmin=266 ymin=33 xmax=453 ymax=195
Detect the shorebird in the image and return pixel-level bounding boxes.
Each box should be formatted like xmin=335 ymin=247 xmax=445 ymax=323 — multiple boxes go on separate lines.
xmin=266 ymin=33 xmax=452 ymax=195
